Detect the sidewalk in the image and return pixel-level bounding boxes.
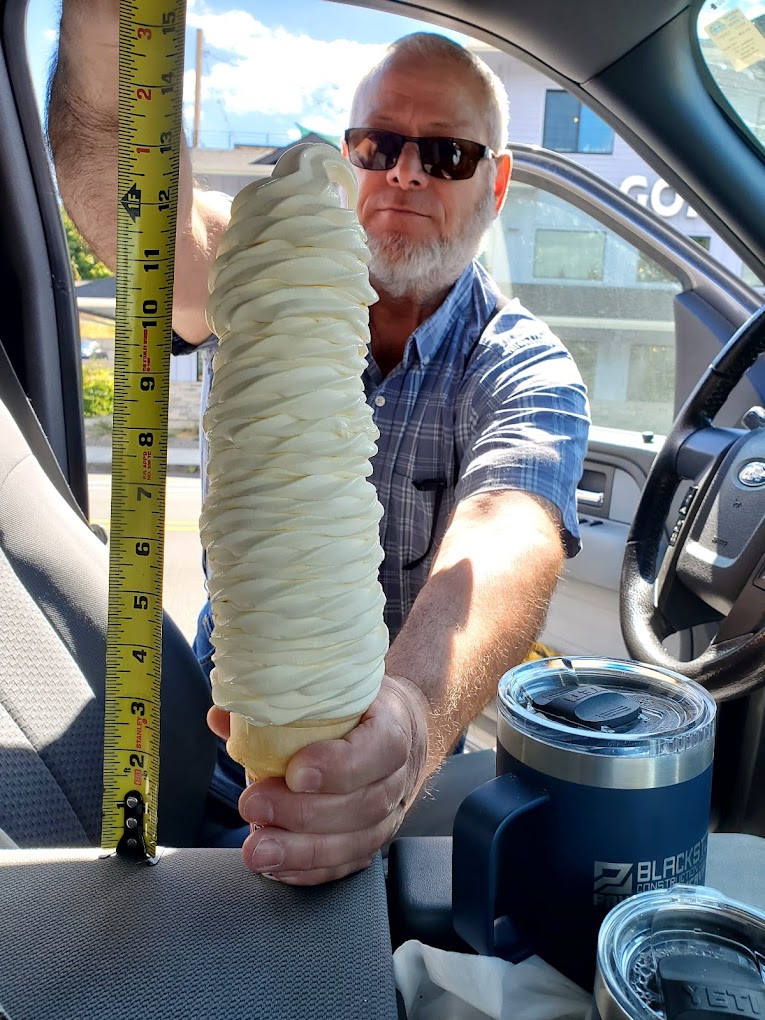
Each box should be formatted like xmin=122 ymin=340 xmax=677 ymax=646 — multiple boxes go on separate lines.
xmin=87 ymin=443 xmax=200 ymax=470
xmin=85 ymin=380 xmax=202 ymax=473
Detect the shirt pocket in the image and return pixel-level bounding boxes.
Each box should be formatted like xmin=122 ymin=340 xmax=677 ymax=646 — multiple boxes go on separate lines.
xmin=389 ymin=466 xmax=455 ymax=573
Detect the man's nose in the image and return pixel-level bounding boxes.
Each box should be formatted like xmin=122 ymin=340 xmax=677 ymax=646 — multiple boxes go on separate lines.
xmin=386 ymin=140 xmax=429 ymax=189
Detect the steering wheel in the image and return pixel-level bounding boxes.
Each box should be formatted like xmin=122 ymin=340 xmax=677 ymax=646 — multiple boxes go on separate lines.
xmin=620 ymin=304 xmax=765 ymax=700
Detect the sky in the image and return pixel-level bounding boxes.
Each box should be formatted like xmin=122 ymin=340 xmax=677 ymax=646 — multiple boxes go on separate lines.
xmin=27 ymin=0 xmax=468 ymax=148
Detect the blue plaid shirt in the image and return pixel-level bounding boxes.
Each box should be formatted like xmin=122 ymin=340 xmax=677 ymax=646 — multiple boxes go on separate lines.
xmin=361 ymin=261 xmax=588 ymax=638
xmin=194 ymin=259 xmax=589 ymax=641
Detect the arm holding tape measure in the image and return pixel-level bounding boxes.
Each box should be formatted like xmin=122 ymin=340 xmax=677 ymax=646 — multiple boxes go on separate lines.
xmin=48 ymin=0 xmax=226 ymax=345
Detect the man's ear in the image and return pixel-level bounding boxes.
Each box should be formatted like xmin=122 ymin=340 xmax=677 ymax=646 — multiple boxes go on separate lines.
xmin=493 ymin=152 xmax=512 ymax=214
xmin=341 ymin=138 xmax=349 ymax=158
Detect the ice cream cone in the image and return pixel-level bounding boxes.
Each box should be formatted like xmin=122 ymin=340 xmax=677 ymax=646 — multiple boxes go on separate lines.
xmin=227 ymin=712 xmax=362 ymax=781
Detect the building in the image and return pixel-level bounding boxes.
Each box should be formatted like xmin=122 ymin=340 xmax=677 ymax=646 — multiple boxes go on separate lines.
xmin=178 ymin=42 xmax=763 ymax=420
xmin=474 ymin=42 xmax=759 ymax=284
xmin=192 ymin=130 xmax=340 ymax=196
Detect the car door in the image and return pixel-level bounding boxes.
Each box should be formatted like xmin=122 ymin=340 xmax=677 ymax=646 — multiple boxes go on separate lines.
xmin=499 ymin=144 xmax=762 ymax=655
xmin=469 ymin=143 xmax=763 ymax=746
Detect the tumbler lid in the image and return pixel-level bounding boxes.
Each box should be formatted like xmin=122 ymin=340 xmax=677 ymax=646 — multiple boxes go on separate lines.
xmin=498 ymin=657 xmax=716 ymax=759
xmin=596 ymin=885 xmax=765 ymax=1020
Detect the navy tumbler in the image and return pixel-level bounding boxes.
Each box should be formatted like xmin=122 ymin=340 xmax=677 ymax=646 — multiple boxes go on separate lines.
xmin=452 ymin=657 xmax=717 ymax=990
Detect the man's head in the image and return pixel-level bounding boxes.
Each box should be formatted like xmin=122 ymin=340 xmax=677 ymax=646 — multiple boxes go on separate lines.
xmin=345 ymin=33 xmax=512 ymax=302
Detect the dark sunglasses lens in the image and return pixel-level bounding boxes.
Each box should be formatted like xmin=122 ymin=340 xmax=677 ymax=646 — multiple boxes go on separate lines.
xmin=346 ymin=130 xmax=485 ymax=180
xmin=347 ymin=129 xmax=402 ymax=171
xmin=425 ymin=138 xmax=483 ymax=180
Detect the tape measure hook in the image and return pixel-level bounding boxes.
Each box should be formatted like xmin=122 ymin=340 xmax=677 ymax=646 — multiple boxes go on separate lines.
xmin=116 ymin=789 xmax=152 ymax=862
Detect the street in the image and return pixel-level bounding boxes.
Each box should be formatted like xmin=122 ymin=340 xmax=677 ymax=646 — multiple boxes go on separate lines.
xmin=88 ymin=472 xmax=206 ymax=644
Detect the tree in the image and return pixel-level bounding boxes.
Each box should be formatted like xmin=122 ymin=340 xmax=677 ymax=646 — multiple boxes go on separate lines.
xmin=61 ymin=209 xmax=112 ymax=281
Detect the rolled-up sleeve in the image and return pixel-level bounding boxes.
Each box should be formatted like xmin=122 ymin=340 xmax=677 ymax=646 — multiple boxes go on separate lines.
xmin=454 ymin=312 xmax=590 ymax=556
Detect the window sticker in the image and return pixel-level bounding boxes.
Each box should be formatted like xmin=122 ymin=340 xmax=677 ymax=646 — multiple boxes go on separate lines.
xmin=704 ymin=7 xmax=765 ymax=72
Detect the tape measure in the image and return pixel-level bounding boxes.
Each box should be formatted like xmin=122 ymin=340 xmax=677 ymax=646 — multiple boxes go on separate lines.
xmin=102 ymin=0 xmax=186 ymax=860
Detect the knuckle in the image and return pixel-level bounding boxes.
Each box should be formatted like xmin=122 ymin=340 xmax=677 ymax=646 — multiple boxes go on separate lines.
xmin=384 ymin=714 xmax=411 ymax=771
xmin=360 ymin=781 xmax=392 ymax=823
xmin=306 ymin=834 xmax=329 ymax=872
xmin=383 ymin=766 xmax=408 ymax=813
xmin=295 ymin=795 xmax=315 ymax=833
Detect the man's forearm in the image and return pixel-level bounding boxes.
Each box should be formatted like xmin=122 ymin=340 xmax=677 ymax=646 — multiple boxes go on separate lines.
xmin=386 ymin=490 xmax=565 ymax=775
xmin=48 ymin=1 xmax=220 ymax=344
xmin=50 ymin=2 xmax=148 ymax=270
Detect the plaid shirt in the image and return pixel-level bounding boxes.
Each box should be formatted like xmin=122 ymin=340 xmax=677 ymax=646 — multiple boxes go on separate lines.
xmin=193 ymin=260 xmax=589 ymax=641
xmin=362 ymin=261 xmax=588 ymax=638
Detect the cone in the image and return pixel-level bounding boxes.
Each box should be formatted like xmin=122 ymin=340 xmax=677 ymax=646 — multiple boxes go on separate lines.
xmin=227 ymin=712 xmax=362 ymax=781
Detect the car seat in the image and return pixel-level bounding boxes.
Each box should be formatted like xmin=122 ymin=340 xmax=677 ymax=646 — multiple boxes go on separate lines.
xmin=0 ymin=340 xmax=216 ymax=848
xmin=0 ymin=343 xmax=402 ymax=1020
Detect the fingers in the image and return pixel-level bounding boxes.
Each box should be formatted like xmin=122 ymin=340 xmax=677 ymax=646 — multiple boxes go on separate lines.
xmin=214 ymin=676 xmax=432 ymax=886
xmin=273 ymin=857 xmax=377 ymax=886
xmin=207 ymin=705 xmax=230 ymax=739
xmin=284 ymin=679 xmax=420 ymax=795
xmin=240 ymin=765 xmax=409 ymax=835
xmin=241 ymin=817 xmax=400 ymax=879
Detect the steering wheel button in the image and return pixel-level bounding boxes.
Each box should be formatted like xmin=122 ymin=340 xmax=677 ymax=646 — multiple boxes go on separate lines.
xmin=742 ymin=406 xmax=765 ymax=430
xmin=680 ymin=486 xmax=697 ymax=512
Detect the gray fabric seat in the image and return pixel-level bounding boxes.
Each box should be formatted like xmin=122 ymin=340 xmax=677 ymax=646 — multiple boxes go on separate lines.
xmin=0 ymin=847 xmax=399 ymax=1019
xmin=0 ymin=387 xmax=400 ymax=1020
xmin=0 ymin=392 xmax=216 ymax=847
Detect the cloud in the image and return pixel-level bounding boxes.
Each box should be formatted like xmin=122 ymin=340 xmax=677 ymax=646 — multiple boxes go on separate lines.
xmin=43 ymin=28 xmax=57 ymax=42
xmin=184 ymin=2 xmax=387 ymax=133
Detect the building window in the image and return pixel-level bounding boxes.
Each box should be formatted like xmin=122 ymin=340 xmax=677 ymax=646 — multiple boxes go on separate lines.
xmin=741 ymin=261 xmax=764 ymax=287
xmin=628 ymin=344 xmax=675 ymax=403
xmin=637 ymin=236 xmax=710 ymax=284
xmin=533 ymin=229 xmax=606 ymax=280
xmin=542 ymin=91 xmax=614 ymax=154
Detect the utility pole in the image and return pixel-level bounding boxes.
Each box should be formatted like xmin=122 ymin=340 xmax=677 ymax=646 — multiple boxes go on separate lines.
xmin=193 ymin=28 xmax=203 ymax=148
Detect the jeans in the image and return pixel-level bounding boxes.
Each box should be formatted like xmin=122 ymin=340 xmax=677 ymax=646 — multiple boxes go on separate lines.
xmin=192 ymin=600 xmax=247 ymax=811
xmin=192 ymin=598 xmax=467 ymax=812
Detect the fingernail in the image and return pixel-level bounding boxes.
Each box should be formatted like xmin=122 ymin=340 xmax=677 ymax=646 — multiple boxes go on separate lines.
xmin=242 ymin=793 xmax=273 ymax=825
xmin=291 ymin=767 xmax=321 ymax=792
xmin=250 ymin=838 xmax=283 ymax=872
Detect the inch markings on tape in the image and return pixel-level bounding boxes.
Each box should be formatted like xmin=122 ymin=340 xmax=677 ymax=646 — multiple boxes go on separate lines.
xmin=102 ymin=0 xmax=186 ymax=860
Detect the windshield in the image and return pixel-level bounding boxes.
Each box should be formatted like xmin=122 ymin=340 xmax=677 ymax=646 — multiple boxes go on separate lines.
xmin=698 ymin=0 xmax=765 ymax=149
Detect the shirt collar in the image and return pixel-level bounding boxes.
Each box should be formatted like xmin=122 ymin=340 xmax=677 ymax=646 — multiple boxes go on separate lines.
xmin=409 ymin=263 xmax=477 ymax=366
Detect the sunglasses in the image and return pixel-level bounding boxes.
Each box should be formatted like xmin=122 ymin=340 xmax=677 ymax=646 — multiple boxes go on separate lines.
xmin=344 ymin=127 xmax=495 ymax=181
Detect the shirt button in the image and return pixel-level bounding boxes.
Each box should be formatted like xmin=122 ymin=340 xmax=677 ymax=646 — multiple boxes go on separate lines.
xmin=422 ymin=356 xmax=430 ymax=366
xmin=374 ymin=395 xmax=386 ymax=407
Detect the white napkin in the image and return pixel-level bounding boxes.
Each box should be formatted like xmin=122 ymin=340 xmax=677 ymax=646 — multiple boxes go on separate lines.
xmin=393 ymin=940 xmax=592 ymax=1020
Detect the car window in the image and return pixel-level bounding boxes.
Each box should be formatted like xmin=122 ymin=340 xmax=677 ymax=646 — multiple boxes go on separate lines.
xmin=30 ymin=0 xmax=758 ymax=466
xmin=482 ymin=183 xmax=680 ymax=435
xmin=698 ymin=0 xmax=765 ymax=151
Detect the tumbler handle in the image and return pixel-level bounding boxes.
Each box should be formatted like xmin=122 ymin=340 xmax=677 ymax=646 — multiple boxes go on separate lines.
xmin=452 ymin=772 xmax=550 ymax=957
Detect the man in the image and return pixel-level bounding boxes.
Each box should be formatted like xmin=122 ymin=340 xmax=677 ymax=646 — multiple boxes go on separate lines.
xmin=48 ymin=10 xmax=589 ymax=886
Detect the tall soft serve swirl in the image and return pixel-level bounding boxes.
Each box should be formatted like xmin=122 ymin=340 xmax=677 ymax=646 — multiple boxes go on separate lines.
xmin=201 ymin=142 xmax=388 ymax=727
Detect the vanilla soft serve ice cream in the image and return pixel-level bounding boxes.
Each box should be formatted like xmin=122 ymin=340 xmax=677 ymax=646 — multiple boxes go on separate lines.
xmin=201 ymin=142 xmax=388 ymax=742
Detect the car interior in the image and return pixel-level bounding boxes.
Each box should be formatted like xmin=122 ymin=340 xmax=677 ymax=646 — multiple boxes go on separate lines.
xmin=2 ymin=0 xmax=765 ymax=1017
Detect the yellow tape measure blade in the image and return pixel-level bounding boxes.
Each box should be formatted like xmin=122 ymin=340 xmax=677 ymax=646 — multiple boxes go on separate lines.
xmin=103 ymin=0 xmax=186 ymax=859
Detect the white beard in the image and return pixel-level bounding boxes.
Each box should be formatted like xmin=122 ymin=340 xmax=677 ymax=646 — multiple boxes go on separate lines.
xmin=366 ymin=187 xmax=497 ymax=301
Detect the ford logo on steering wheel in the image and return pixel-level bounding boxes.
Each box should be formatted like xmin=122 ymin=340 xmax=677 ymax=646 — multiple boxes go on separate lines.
xmin=738 ymin=461 xmax=765 ymax=487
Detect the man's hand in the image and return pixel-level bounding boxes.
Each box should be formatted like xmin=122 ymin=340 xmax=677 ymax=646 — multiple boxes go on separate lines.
xmin=207 ymin=674 xmax=430 ymax=885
